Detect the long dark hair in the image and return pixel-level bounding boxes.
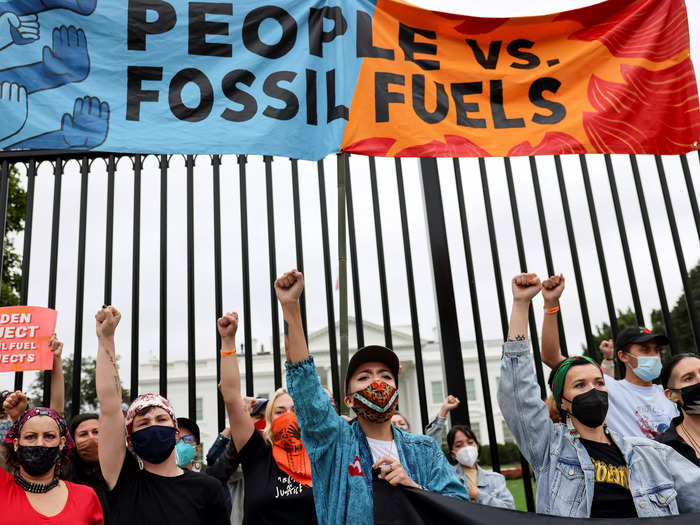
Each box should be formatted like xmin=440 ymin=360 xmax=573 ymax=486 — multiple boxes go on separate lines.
xmin=63 ymin=413 xmax=104 ymax=486
xmin=446 ymin=425 xmax=480 ymax=452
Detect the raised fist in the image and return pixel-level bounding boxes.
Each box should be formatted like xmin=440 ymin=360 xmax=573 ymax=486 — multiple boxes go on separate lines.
xmin=95 ymin=306 xmax=121 ymax=339
xmin=217 ymin=312 xmax=239 ymax=344
xmin=274 ymin=270 xmax=304 ymax=305
xmin=60 ymin=96 xmax=109 ymax=149
xmin=599 ymin=339 xmax=614 ymax=360
xmin=512 ymin=273 xmax=541 ymax=303
xmin=41 ymin=26 xmax=89 ymax=83
xmin=438 ymin=395 xmax=460 ymax=418
xmin=49 ymin=333 xmax=63 ymax=361
xmin=542 ymin=274 xmax=565 ymax=306
xmin=2 ymin=391 xmax=28 ymax=422
xmin=0 ymin=82 xmax=27 ymax=141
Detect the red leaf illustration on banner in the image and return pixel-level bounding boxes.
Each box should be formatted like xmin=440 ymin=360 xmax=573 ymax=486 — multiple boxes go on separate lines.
xmin=583 ymin=59 xmax=700 ymax=154
xmin=508 ymin=133 xmax=587 ymax=156
xmin=557 ymin=0 xmax=688 ymax=62
xmin=433 ymin=13 xmax=507 ymax=35
xmin=396 ymin=135 xmax=491 ymax=157
xmin=344 ymin=137 xmax=396 ymax=156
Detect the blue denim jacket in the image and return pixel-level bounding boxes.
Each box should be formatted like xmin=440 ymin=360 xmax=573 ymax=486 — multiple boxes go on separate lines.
xmin=498 ymin=340 xmax=700 ymax=517
xmin=286 ymin=356 xmax=469 ymax=525
xmin=452 ymin=464 xmax=515 ymax=509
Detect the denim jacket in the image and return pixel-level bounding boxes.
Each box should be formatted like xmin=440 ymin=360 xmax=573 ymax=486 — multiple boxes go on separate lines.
xmin=452 ymin=464 xmax=515 ymax=509
xmin=497 ymin=340 xmax=700 ymax=517
xmin=286 ymin=356 xmax=469 ymax=525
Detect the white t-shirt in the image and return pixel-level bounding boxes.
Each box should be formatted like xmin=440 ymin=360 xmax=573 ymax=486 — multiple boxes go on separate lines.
xmin=604 ymin=375 xmax=678 ymax=438
xmin=366 ymin=437 xmax=400 ymax=464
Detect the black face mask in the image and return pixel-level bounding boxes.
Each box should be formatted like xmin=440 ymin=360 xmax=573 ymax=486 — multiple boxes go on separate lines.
xmin=16 ymin=445 xmax=61 ymax=476
xmin=564 ymin=388 xmax=609 ymax=428
xmin=130 ymin=425 xmax=176 ymax=464
xmin=676 ymin=381 xmax=700 ymax=415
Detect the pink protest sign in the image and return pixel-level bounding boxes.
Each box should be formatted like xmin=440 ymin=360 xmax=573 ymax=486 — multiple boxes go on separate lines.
xmin=0 ymin=306 xmax=58 ymax=373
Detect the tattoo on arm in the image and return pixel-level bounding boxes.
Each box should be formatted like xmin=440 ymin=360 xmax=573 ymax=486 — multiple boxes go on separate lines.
xmin=507 ymin=335 xmax=526 ymax=342
xmin=284 ymin=321 xmax=289 ymax=335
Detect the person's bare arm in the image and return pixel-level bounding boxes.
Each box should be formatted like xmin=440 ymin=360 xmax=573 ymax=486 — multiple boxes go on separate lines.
xmin=218 ymin=312 xmax=255 ymax=453
xmin=48 ymin=333 xmax=65 ymax=415
xmin=95 ymin=306 xmax=125 ymax=490
xmin=275 ymin=270 xmax=307 ymax=363
xmin=541 ymin=274 xmax=566 ymax=368
xmin=508 ymin=273 xmax=541 ymax=341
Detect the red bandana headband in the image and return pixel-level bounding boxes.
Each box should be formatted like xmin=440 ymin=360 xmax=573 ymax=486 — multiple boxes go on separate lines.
xmin=125 ymin=393 xmax=177 ymax=436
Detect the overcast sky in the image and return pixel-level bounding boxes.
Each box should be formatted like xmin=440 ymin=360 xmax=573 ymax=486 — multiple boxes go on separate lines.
xmin=2 ymin=0 xmax=700 ymax=396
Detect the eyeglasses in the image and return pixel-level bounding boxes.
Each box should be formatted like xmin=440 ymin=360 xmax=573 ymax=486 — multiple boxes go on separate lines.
xmin=179 ymin=435 xmax=196 ymax=444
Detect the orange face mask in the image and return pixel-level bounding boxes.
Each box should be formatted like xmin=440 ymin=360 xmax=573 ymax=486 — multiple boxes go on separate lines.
xmin=270 ymin=412 xmax=312 ymax=487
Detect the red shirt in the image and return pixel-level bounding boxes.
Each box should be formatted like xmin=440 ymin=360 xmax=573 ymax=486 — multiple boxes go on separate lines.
xmin=0 ymin=467 xmax=104 ymax=524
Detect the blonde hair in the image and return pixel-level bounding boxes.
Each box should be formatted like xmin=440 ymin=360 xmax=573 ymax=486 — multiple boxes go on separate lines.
xmin=263 ymin=388 xmax=291 ymax=446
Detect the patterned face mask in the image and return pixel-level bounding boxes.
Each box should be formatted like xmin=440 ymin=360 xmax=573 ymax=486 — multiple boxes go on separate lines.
xmin=352 ymin=381 xmax=399 ymax=423
xmin=271 ymin=412 xmax=312 ymax=487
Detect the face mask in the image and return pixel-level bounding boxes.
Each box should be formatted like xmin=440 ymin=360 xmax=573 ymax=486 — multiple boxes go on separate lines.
xmin=352 ymin=381 xmax=399 ymax=423
xmin=631 ymin=355 xmax=662 ymax=382
xmin=270 ymin=412 xmax=312 ymax=487
xmin=455 ymin=445 xmax=478 ymax=467
xmin=130 ymin=425 xmax=176 ymax=464
xmin=564 ymin=388 xmax=609 ymax=428
xmin=77 ymin=438 xmax=98 ymax=463
xmin=254 ymin=418 xmax=267 ymax=433
xmin=675 ymin=381 xmax=700 ymax=415
xmin=175 ymin=440 xmax=196 ymax=468
xmin=16 ymin=445 xmax=61 ymax=476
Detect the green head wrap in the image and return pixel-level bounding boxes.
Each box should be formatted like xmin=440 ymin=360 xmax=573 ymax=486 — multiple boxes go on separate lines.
xmin=551 ymin=356 xmax=603 ymax=409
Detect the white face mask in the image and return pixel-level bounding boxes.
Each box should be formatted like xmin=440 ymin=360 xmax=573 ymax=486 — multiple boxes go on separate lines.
xmin=455 ymin=445 xmax=479 ymax=467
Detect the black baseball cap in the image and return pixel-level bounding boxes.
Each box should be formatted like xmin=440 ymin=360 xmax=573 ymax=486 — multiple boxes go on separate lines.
xmin=615 ymin=327 xmax=669 ymax=351
xmin=345 ymin=345 xmax=400 ymax=392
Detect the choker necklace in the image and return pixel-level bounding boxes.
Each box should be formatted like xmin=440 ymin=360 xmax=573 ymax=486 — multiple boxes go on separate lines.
xmin=14 ymin=471 xmax=59 ymax=494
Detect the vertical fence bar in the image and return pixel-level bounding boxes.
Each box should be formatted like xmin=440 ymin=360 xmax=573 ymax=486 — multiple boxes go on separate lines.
xmin=318 ymin=160 xmax=340 ymax=405
xmin=529 ymin=157 xmax=568 ymax=356
xmin=212 ymin=155 xmax=225 ymax=429
xmin=104 ymin=155 xmax=116 ymax=304
xmin=338 ymin=154 xmax=349 ymax=397
xmin=368 ymin=158 xmax=393 ymax=348
xmin=655 ymin=155 xmax=700 ymax=352
xmin=345 ymin=159 xmax=365 ymax=348
xmin=264 ymin=156 xmax=282 ymax=389
xmin=454 ymin=159 xmax=499 ymax=470
xmin=679 ymin=155 xmax=700 ymax=242
xmin=604 ymin=155 xmax=645 ymax=326
xmin=159 ymin=155 xmax=169 ymax=398
xmin=395 ymin=159 xmax=429 ymax=430
xmin=419 ymin=158 xmax=470 ymax=426
xmin=554 ymin=156 xmax=595 ymax=353
xmin=186 ymin=155 xmax=196 ymax=418
xmin=41 ymin=159 xmax=64 ymax=401
xmin=130 ymin=155 xmax=142 ymax=402
xmin=479 ymin=158 xmax=535 ymax=512
xmin=71 ymin=157 xmax=90 ymax=414
xmin=239 ymin=156 xmax=253 ymax=396
xmin=629 ymin=155 xmax=678 ymax=354
xmin=503 ymin=159 xmax=546 ymax=397
xmin=580 ymin=155 xmax=619 ymax=338
xmin=290 ymin=159 xmax=308 ymax=339
xmin=17 ymin=161 xmax=35 ymax=393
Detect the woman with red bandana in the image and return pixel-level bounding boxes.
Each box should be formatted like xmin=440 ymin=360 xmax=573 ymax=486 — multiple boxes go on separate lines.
xmin=217 ymin=310 xmax=318 ymax=525
xmin=0 ymin=406 xmax=104 ymax=524
xmin=276 ymin=269 xmax=468 ymax=525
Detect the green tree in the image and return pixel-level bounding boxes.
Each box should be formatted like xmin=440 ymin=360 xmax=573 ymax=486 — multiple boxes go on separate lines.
xmin=29 ymin=356 xmax=130 ymax=421
xmin=1 ymin=167 xmax=27 ymax=306
xmin=585 ymin=307 xmax=665 ymax=362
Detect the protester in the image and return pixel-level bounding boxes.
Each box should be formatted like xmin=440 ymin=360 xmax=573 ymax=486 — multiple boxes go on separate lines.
xmin=217 ymin=310 xmax=318 ymax=525
xmin=446 ymin=424 xmax=514 ymax=509
xmin=278 ymin=269 xmax=468 ymax=525
xmin=176 ymin=417 xmax=201 ymax=470
xmin=390 ymin=412 xmax=410 ymax=431
xmin=656 ymin=354 xmax=700 ymax=467
xmin=499 ymin=273 xmax=700 ymax=517
xmin=424 ymin=395 xmax=460 ymax=444
xmin=599 ymin=338 xmax=616 ymax=378
xmin=94 ymin=306 xmax=228 ymax=525
xmin=1 ymin=405 xmax=104 ymax=524
xmin=540 ymin=274 xmax=678 ymax=438
xmin=0 ymin=390 xmax=12 ymax=444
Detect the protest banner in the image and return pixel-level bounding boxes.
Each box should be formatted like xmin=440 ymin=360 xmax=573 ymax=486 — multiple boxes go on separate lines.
xmin=0 ymin=306 xmax=58 ymax=373
xmin=0 ymin=0 xmax=698 ymax=159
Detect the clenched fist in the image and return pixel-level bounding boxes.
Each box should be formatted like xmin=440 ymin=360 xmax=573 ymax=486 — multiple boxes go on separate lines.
xmin=600 ymin=339 xmax=614 ymax=360
xmin=542 ymin=274 xmax=565 ymax=308
xmin=217 ymin=312 xmax=239 ymax=347
xmin=49 ymin=333 xmax=63 ymax=361
xmin=512 ymin=273 xmax=541 ymax=303
xmin=438 ymin=395 xmax=460 ymax=418
xmin=95 ymin=306 xmax=121 ymax=339
xmin=275 ymin=270 xmax=304 ymax=305
xmin=3 ymin=391 xmax=28 ymax=422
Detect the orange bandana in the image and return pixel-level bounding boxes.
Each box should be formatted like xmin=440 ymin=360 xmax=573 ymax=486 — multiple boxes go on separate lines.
xmin=271 ymin=412 xmax=312 ymax=487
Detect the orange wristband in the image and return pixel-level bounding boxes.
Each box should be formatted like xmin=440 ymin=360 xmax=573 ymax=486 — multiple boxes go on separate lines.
xmin=221 ymin=349 xmax=237 ymax=357
xmin=545 ymin=306 xmax=560 ymax=315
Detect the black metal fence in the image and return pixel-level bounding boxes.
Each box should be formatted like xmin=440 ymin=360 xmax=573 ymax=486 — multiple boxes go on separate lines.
xmin=1 ymin=149 xmax=699 ymax=511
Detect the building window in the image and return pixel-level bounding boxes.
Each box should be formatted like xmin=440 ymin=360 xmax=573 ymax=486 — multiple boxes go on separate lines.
xmin=466 ymin=379 xmax=477 ymax=400
xmin=196 ymin=398 xmax=203 ymax=421
xmin=502 ymin=421 xmax=515 ymax=443
xmin=431 ymin=381 xmax=443 ymax=404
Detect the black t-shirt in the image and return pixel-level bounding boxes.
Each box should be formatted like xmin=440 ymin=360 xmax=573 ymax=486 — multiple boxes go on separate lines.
xmin=580 ymin=438 xmax=637 ymax=518
xmin=238 ymin=429 xmax=318 ymax=525
xmin=106 ymin=451 xmax=229 ymax=525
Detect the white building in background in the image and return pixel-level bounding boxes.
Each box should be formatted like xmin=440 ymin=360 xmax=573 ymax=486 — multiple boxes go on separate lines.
xmin=138 ymin=318 xmax=516 ymax=449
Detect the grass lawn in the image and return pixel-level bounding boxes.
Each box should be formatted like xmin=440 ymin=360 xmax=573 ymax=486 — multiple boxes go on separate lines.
xmin=506 ymin=477 xmax=537 ymax=512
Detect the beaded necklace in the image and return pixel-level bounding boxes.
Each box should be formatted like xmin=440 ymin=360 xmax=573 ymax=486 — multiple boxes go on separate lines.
xmin=13 ymin=471 xmax=59 ymax=494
